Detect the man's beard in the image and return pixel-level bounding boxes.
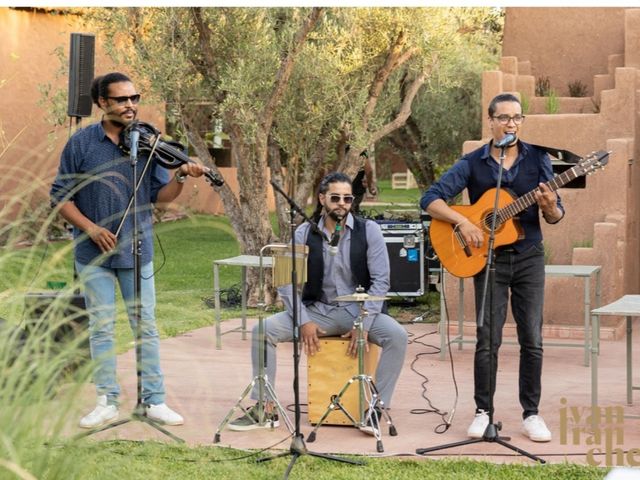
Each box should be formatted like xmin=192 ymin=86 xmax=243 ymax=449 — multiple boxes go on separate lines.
xmin=327 ymin=209 xmax=346 ymax=222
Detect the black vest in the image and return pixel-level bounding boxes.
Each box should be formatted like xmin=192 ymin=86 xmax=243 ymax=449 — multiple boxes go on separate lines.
xmin=301 ymin=216 xmax=370 ymax=304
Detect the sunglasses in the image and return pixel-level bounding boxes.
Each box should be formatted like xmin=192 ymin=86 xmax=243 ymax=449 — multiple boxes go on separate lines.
xmin=106 ymin=94 xmax=141 ymax=105
xmin=327 ymin=193 xmax=354 ymax=204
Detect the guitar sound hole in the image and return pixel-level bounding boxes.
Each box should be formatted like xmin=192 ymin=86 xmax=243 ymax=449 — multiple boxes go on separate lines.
xmin=482 ymin=213 xmax=503 ymax=231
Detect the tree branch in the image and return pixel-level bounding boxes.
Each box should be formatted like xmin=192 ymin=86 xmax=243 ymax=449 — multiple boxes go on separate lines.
xmin=180 ymin=108 xmax=241 ymax=216
xmin=190 ymin=7 xmax=218 ymax=80
xmin=362 ymin=30 xmax=416 ymax=130
xmin=369 ymin=68 xmax=428 ymax=145
xmin=257 ymin=7 xmax=324 ymax=147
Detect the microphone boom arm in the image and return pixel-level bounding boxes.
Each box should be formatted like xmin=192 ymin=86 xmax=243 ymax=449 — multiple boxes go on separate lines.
xmin=270 ymin=180 xmax=330 ymax=243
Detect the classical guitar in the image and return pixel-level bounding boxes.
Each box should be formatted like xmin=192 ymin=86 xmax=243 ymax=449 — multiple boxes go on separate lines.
xmin=429 ymin=150 xmax=610 ymax=278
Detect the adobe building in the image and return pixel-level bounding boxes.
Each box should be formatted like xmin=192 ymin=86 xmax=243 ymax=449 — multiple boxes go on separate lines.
xmin=444 ymin=7 xmax=640 ymax=340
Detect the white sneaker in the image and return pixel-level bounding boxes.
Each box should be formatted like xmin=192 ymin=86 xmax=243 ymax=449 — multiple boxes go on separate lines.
xmin=522 ymin=415 xmax=552 ymax=442
xmin=146 ymin=403 xmax=184 ymax=425
xmin=467 ymin=410 xmax=489 ymax=438
xmin=79 ymin=395 xmax=119 ymax=429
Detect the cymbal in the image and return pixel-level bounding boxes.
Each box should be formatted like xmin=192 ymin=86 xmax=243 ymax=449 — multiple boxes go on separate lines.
xmin=334 ymin=292 xmax=389 ymax=302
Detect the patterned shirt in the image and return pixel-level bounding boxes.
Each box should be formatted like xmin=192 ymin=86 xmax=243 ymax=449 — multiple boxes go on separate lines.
xmin=50 ymin=122 xmax=169 ymax=268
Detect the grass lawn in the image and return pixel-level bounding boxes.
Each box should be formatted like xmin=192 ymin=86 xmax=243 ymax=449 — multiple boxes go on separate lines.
xmin=56 ymin=440 xmax=607 ymax=480
xmin=374 ymin=178 xmax=422 ymax=206
xmin=0 ymin=215 xmax=246 ymax=353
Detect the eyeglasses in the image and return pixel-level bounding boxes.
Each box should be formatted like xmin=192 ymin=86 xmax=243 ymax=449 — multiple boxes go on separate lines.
xmin=492 ymin=114 xmax=525 ymax=125
xmin=327 ymin=193 xmax=354 ymax=204
xmin=106 ymin=94 xmax=141 ymax=105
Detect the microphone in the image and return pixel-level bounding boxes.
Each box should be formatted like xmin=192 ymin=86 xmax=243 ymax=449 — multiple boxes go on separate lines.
xmin=129 ymin=124 xmax=140 ymax=161
xmin=494 ymin=133 xmax=517 ymax=149
xmin=328 ymin=223 xmax=342 ymax=256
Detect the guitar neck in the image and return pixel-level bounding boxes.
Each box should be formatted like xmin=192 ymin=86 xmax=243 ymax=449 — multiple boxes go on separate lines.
xmin=499 ymin=165 xmax=579 ymax=221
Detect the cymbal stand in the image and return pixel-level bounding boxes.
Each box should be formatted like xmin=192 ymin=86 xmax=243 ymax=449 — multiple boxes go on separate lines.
xmin=214 ymin=244 xmax=294 ymax=442
xmin=307 ymin=289 xmax=398 ymax=453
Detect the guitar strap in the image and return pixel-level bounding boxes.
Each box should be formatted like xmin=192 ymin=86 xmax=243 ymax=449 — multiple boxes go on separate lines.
xmin=529 ymin=144 xmax=582 ymax=164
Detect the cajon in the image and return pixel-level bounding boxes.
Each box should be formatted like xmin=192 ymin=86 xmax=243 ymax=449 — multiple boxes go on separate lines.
xmin=307 ymin=336 xmax=380 ymax=425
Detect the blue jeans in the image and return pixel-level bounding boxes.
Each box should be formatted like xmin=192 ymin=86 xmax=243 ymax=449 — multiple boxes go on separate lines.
xmin=76 ymin=261 xmax=165 ymax=406
xmin=473 ymin=243 xmax=545 ymax=419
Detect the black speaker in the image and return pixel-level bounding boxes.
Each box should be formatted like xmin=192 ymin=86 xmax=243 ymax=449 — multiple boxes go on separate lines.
xmin=24 ymin=291 xmax=89 ymax=348
xmin=67 ymin=33 xmax=95 ymax=118
xmin=421 ymin=213 xmax=441 ymax=290
xmin=377 ymin=221 xmax=425 ymax=297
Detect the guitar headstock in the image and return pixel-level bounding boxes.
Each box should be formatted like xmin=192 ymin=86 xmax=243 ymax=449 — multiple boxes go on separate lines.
xmin=575 ymin=150 xmax=610 ymax=176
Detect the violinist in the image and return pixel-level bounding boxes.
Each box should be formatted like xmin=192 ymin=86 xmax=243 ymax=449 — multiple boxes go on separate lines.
xmin=50 ymin=72 xmax=205 ymax=429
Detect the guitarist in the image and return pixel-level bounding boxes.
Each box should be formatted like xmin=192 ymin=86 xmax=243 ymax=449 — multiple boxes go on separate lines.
xmin=420 ymin=93 xmax=564 ymax=443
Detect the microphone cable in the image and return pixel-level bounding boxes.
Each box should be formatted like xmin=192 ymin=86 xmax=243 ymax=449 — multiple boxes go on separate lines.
xmin=141 ymin=229 xmax=167 ymax=280
xmin=407 ymin=281 xmax=459 ymax=434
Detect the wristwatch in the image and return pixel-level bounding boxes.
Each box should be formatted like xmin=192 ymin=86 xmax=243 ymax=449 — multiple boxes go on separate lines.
xmin=175 ymin=171 xmax=188 ymax=184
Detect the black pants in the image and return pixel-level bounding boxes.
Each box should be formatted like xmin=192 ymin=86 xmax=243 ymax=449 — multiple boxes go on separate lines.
xmin=473 ymin=243 xmax=545 ymax=419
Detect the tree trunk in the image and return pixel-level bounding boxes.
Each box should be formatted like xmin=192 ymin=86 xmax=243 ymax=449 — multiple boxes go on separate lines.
xmin=388 ymin=118 xmax=435 ymax=191
xmin=224 ymin=8 xmax=324 ymax=305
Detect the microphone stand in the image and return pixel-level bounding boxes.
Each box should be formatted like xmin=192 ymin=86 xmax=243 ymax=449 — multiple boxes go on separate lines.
xmin=257 ymin=181 xmax=362 ymax=479
xmin=74 ymin=124 xmax=183 ymax=443
xmin=416 ymin=142 xmax=544 ymax=463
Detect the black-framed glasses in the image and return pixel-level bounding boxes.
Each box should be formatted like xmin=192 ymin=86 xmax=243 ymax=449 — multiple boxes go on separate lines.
xmin=492 ymin=114 xmax=525 ymax=125
xmin=327 ymin=193 xmax=354 ymax=204
xmin=106 ymin=94 xmax=141 ymax=105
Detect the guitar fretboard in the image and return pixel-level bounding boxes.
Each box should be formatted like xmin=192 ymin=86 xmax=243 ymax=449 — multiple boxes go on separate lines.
xmin=490 ymin=150 xmax=608 ymax=227
xmin=497 ymin=167 xmax=578 ymax=223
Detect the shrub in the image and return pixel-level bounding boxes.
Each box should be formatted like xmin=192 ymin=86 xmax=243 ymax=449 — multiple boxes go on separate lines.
xmin=545 ymin=89 xmax=560 ymax=114
xmin=568 ymin=79 xmax=589 ymax=97
xmin=535 ymin=75 xmax=551 ymax=96
xmin=519 ymin=92 xmax=530 ymax=115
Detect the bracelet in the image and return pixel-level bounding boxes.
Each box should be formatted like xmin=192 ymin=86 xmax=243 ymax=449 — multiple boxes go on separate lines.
xmin=175 ymin=171 xmax=188 ymax=184
xmin=454 ymin=218 xmax=469 ymax=229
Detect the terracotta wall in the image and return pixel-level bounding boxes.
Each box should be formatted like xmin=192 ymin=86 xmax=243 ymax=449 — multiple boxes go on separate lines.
xmin=0 ymin=8 xmax=248 ymax=225
xmin=443 ymin=8 xmax=640 ymax=335
xmin=502 ymin=7 xmax=627 ymax=97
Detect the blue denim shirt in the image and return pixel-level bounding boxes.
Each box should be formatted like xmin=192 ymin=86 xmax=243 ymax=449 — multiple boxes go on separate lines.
xmin=420 ymin=141 xmax=564 ymax=252
xmin=50 ymin=122 xmax=169 ymax=268
xmin=278 ymin=213 xmax=390 ymax=330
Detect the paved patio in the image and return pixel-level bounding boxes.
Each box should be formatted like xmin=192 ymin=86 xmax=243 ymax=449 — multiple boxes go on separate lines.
xmin=71 ymin=316 xmax=640 ymax=467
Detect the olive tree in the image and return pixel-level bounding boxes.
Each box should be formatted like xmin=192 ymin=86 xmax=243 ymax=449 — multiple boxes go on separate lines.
xmin=81 ymin=7 xmax=501 ymax=301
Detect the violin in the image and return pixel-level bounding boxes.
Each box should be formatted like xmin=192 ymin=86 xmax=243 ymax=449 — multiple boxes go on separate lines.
xmin=119 ymin=121 xmax=224 ymax=187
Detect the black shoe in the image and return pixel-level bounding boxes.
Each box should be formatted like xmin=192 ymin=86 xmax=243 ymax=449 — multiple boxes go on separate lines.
xmin=228 ymin=404 xmax=280 ymax=432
